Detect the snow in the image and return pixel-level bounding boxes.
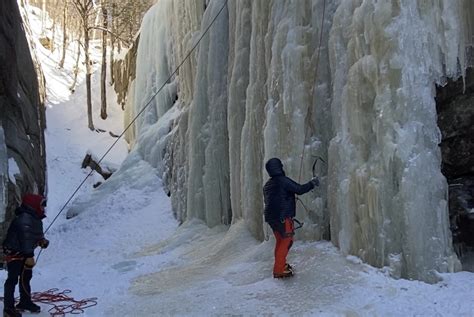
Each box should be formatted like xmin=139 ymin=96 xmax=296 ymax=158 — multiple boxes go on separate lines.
xmin=2 ymin=2 xmax=474 ymax=317
xmin=7 ymin=159 xmax=20 ymax=185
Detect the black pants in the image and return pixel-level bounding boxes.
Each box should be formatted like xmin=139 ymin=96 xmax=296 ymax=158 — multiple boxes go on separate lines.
xmin=3 ymin=259 xmax=32 ymax=309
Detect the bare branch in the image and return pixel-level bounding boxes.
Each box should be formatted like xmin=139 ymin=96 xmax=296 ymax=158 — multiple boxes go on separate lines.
xmin=88 ymin=26 xmax=131 ymax=45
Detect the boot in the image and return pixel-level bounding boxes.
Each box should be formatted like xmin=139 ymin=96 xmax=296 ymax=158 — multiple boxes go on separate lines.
xmin=3 ymin=308 xmax=21 ymax=317
xmin=273 ymin=268 xmax=293 ymax=279
xmin=285 ymin=263 xmax=293 ymax=272
xmin=15 ymin=301 xmax=40 ymax=313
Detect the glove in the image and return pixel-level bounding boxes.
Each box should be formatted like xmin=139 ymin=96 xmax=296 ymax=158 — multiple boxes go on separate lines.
xmin=24 ymin=257 xmax=35 ymax=268
xmin=3 ymin=247 xmax=15 ymax=256
xmin=311 ymin=177 xmax=320 ymax=187
xmin=39 ymin=238 xmax=49 ymax=249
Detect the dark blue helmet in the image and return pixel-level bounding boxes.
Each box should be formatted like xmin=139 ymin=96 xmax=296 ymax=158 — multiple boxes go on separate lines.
xmin=265 ymin=158 xmax=285 ymax=177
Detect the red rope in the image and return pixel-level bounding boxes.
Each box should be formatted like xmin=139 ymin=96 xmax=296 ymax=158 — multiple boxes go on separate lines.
xmin=32 ymin=288 xmax=98 ymax=316
xmin=0 ymin=288 xmax=98 ymax=316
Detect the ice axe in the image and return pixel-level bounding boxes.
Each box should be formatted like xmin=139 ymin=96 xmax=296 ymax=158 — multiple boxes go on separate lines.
xmin=311 ymin=155 xmax=326 ymax=178
xmin=295 ymin=155 xmax=326 ymax=229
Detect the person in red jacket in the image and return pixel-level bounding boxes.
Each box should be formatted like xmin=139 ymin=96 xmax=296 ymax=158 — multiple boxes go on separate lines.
xmin=2 ymin=194 xmax=49 ymax=317
xmin=263 ymin=158 xmax=319 ymax=278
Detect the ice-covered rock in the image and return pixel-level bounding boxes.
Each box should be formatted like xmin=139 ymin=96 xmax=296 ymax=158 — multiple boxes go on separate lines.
xmin=117 ymin=0 xmax=473 ymax=282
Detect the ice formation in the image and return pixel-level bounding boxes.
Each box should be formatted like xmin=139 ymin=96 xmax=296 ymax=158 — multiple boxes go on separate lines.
xmin=120 ymin=0 xmax=474 ymax=282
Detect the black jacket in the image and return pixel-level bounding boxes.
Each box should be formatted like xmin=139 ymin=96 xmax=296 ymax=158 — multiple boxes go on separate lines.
xmin=3 ymin=205 xmax=45 ymax=257
xmin=263 ymin=158 xmax=314 ymax=224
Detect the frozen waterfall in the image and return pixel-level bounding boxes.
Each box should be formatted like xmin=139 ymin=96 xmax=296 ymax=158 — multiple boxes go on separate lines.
xmin=119 ymin=0 xmax=474 ymax=282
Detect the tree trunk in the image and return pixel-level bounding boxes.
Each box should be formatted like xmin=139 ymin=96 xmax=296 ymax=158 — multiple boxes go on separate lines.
xmin=92 ymin=9 xmax=101 ymax=40
xmin=109 ymin=3 xmax=115 ymax=85
xmin=100 ymin=5 xmax=108 ymax=120
xmin=109 ymin=40 xmax=115 ymax=85
xmin=50 ymin=0 xmax=56 ymax=53
xmin=59 ymin=1 xmax=68 ymax=68
xmin=70 ymin=40 xmax=81 ymax=92
xmin=41 ymin=0 xmax=47 ymax=35
xmin=84 ymin=25 xmax=94 ymax=130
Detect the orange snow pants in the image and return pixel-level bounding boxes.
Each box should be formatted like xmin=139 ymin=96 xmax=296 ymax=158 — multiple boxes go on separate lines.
xmin=272 ymin=218 xmax=294 ymax=274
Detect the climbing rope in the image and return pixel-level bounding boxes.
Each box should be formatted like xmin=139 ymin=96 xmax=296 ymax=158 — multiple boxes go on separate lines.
xmin=32 ymin=288 xmax=98 ymax=317
xmin=297 ymin=0 xmax=326 ymax=182
xmin=0 ymin=288 xmax=98 ymax=317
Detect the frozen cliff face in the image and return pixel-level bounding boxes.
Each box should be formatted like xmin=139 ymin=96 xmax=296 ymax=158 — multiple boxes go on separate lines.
xmin=327 ymin=0 xmax=466 ymax=282
xmin=0 ymin=0 xmax=46 ymax=230
xmin=120 ymin=0 xmax=474 ymax=282
xmin=187 ymin=0 xmax=231 ymax=227
xmin=127 ymin=0 xmax=205 ymax=224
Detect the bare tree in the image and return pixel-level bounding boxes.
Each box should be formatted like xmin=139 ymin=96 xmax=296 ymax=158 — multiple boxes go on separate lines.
xmin=58 ymin=0 xmax=68 ymax=68
xmin=100 ymin=0 xmax=108 ymax=119
xmin=71 ymin=0 xmax=95 ymax=130
xmin=41 ymin=0 xmax=47 ymax=34
xmin=108 ymin=2 xmax=116 ymax=85
xmin=29 ymin=0 xmax=153 ymax=127
xmin=70 ymin=40 xmax=82 ymax=92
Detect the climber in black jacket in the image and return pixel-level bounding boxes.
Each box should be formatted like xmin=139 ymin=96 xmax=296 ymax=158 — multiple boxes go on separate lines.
xmin=263 ymin=158 xmax=319 ymax=278
xmin=3 ymin=193 xmax=50 ymax=317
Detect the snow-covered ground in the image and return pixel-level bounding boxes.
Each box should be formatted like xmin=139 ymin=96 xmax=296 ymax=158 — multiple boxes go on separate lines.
xmin=2 ymin=4 xmax=474 ymax=317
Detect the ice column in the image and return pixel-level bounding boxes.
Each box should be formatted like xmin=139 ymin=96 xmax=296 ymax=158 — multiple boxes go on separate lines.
xmin=261 ymin=0 xmax=336 ymax=241
xmin=227 ymin=0 xmax=251 ymax=222
xmin=186 ymin=0 xmax=231 ymax=227
xmin=328 ymin=0 xmax=462 ymax=282
xmin=239 ymin=1 xmax=272 ymax=239
xmin=133 ymin=0 xmax=176 ymax=136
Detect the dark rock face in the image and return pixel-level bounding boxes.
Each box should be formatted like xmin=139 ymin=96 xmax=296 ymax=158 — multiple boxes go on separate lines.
xmin=436 ymin=68 xmax=474 ymax=256
xmin=0 ymin=0 xmax=46 ymax=233
xmin=112 ymin=35 xmax=139 ymax=108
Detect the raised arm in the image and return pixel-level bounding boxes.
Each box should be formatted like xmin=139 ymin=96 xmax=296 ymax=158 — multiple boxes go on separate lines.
xmin=282 ymin=177 xmax=315 ymax=195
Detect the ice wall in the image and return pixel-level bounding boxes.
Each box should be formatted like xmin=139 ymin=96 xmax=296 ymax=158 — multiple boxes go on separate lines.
xmin=128 ymin=0 xmax=205 ymax=223
xmin=187 ymin=0 xmax=231 ymax=227
xmin=122 ymin=0 xmax=471 ymax=282
xmin=328 ymin=0 xmax=464 ymax=282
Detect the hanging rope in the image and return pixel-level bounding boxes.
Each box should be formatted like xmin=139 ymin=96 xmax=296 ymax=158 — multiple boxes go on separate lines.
xmin=298 ymin=0 xmax=327 ymax=182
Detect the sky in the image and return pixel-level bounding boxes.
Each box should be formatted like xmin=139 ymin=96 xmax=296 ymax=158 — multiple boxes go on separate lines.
xmin=2 ymin=3 xmax=474 ymax=317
